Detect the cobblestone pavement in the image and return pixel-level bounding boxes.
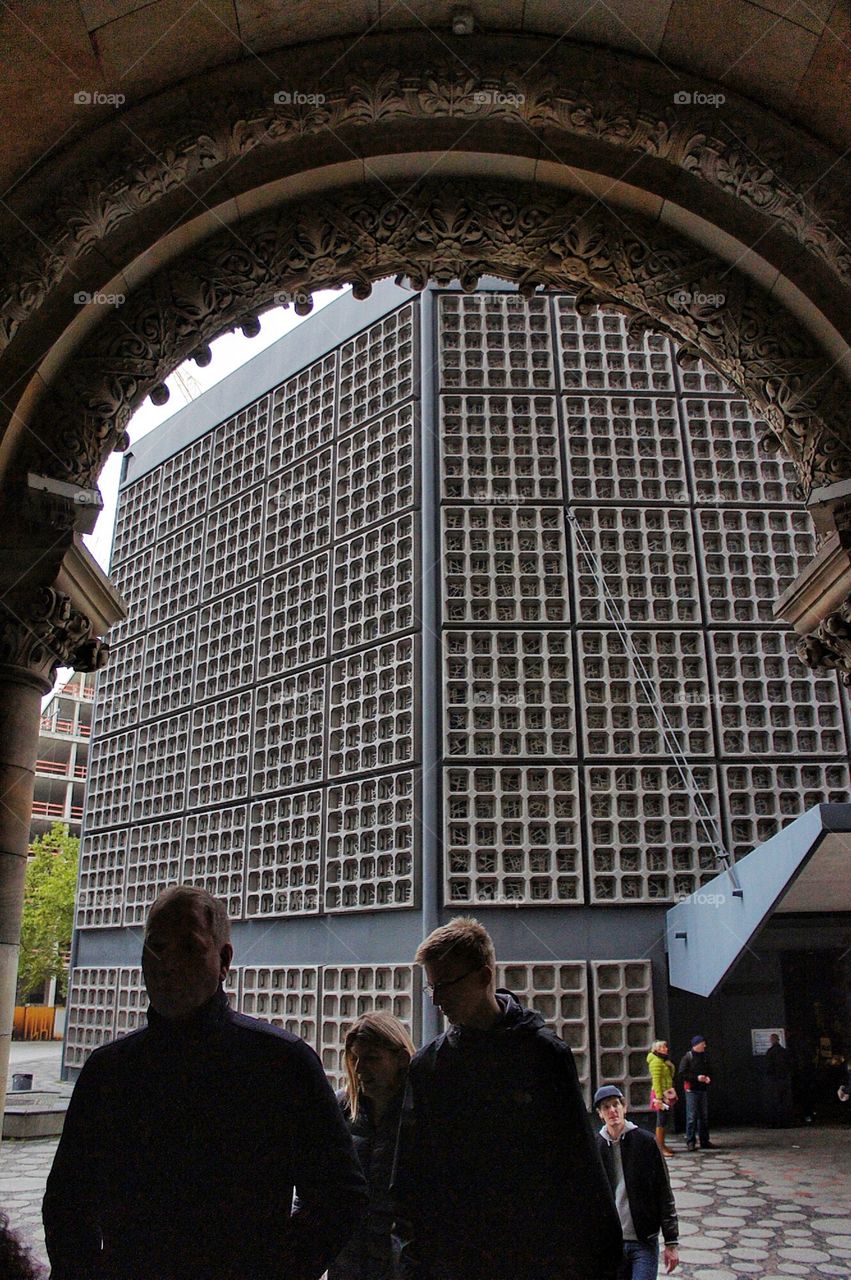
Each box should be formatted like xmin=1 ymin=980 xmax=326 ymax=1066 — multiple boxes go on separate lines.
xmin=2 ymin=1104 xmax=850 ymax=1277
xmin=662 ymin=1127 xmax=851 ymax=1278
xmin=3 ymin=1042 xmax=70 ymax=1274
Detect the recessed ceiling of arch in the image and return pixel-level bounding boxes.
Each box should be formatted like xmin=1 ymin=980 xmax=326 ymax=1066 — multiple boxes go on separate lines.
xmin=17 ymin=179 xmax=851 ymax=502
xmin=1 ymin=31 xmax=850 ymax=423
xmin=2 ymin=0 xmax=849 ymax=194
xmin=1 ymin=16 xmax=849 ymax=509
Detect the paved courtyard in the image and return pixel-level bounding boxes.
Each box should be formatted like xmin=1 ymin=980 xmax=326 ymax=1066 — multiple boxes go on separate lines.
xmin=3 ymin=1045 xmax=851 ymax=1277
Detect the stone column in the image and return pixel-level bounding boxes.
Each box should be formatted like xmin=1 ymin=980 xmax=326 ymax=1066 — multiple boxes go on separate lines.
xmin=0 ymin=580 xmax=117 ymax=1134
xmin=0 ymin=663 xmax=49 ymax=1117
xmin=774 ymin=488 xmax=851 ymax=686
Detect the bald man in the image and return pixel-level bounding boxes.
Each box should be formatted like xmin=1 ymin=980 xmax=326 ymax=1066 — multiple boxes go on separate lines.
xmin=44 ymin=886 xmax=367 ymax=1279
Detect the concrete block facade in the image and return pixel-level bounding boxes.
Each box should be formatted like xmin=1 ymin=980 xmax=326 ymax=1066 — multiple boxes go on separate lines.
xmin=68 ymin=280 xmax=850 ymax=1110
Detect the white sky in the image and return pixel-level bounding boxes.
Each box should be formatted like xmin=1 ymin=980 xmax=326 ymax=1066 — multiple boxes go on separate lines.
xmin=84 ymin=287 xmax=349 ymax=571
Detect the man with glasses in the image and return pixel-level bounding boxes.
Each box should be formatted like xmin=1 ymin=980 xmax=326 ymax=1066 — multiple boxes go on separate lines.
xmin=396 ymin=917 xmax=622 ymax=1280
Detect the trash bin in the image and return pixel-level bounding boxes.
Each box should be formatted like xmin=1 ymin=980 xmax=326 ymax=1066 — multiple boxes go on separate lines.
xmin=11 ymin=1073 xmax=33 ymax=1091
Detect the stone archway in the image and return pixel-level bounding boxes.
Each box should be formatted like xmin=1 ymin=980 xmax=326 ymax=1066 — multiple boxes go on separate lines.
xmin=3 ymin=34 xmax=851 ymax=482
xmin=16 ymin=179 xmax=851 ymax=497
xmin=2 ymin=33 xmax=851 ymax=1118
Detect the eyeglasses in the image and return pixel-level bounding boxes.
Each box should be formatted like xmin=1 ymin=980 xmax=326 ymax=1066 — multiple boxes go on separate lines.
xmin=424 ymin=967 xmax=481 ymax=995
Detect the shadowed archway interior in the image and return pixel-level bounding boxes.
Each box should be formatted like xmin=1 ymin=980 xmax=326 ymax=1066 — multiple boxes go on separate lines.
xmin=1 ymin=21 xmax=851 ymax=1134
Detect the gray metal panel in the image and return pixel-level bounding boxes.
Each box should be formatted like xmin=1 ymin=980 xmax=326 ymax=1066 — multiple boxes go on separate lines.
xmin=666 ymin=802 xmax=851 ymax=997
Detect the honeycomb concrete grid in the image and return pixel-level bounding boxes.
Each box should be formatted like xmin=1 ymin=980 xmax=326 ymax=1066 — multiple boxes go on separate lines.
xmin=70 ymin=290 xmax=851 ymax=1104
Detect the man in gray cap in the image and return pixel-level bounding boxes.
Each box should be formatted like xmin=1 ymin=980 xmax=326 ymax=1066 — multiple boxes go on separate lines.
xmin=594 ymin=1085 xmax=679 ymax=1279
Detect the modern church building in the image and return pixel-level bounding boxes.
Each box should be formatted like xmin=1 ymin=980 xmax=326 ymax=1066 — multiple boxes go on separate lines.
xmin=65 ymin=279 xmax=851 ymax=1123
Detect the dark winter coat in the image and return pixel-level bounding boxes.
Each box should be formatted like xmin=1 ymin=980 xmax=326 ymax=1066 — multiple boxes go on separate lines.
xmin=396 ymin=990 xmax=623 ymax=1280
xmin=764 ymin=1042 xmax=791 ymax=1079
xmin=678 ymin=1048 xmax=712 ymax=1091
xmin=43 ymin=987 xmax=368 ymax=1280
xmin=596 ymin=1126 xmax=679 ymax=1246
xmin=329 ymin=1089 xmax=409 ymax=1280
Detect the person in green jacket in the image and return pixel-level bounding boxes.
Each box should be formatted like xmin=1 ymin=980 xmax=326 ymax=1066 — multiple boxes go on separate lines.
xmin=647 ymin=1040 xmax=677 ymax=1157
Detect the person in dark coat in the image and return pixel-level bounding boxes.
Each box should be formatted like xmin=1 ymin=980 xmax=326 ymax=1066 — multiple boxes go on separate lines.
xmin=764 ymin=1033 xmax=794 ymax=1127
xmin=594 ymin=1086 xmax=679 ymax=1279
xmin=397 ymin=916 xmax=622 ymax=1280
xmin=329 ymin=1012 xmax=416 ymax=1280
xmin=678 ymin=1035 xmax=715 ymax=1150
xmin=43 ymin=886 xmax=367 ymax=1280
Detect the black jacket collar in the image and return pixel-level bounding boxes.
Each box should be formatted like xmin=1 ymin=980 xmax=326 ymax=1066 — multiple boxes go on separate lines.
xmin=145 ymin=985 xmax=230 ymax=1039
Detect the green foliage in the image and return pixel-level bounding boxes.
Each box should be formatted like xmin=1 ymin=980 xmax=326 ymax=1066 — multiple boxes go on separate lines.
xmin=17 ymin=823 xmax=79 ymax=1002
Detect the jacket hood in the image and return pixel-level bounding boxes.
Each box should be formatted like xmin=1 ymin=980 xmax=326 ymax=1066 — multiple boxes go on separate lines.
xmin=599 ymin=1119 xmax=638 ymax=1144
xmin=446 ymin=989 xmax=545 ymax=1044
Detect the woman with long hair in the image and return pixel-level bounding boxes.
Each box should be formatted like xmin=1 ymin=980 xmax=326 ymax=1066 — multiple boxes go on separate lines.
xmin=329 ymin=1011 xmax=416 ymax=1280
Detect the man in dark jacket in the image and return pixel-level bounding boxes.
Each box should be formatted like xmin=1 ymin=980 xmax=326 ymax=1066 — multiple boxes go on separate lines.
xmin=43 ymin=886 xmax=368 ymax=1280
xmin=398 ymin=917 xmax=622 ymax=1280
xmin=594 ymin=1086 xmax=679 ymax=1279
xmin=678 ymin=1035 xmax=715 ymax=1150
xmin=764 ymin=1033 xmax=793 ymax=1127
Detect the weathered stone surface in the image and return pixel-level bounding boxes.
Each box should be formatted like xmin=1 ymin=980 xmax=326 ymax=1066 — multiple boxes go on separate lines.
xmin=15 ymin=179 xmax=850 ymax=506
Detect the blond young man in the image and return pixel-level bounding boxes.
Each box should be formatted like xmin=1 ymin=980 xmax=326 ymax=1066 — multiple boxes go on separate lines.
xmin=396 ymin=917 xmax=622 ymax=1280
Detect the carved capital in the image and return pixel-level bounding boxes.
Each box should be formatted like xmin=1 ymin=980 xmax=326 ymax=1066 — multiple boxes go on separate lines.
xmin=796 ymin=601 xmax=851 ymax=686
xmin=0 ymin=588 xmax=110 ymax=693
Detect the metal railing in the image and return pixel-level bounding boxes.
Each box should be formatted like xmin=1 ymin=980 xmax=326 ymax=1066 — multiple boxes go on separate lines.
xmin=35 ymin=759 xmax=87 ymax=778
xmin=31 ymin=800 xmax=84 ymax=819
xmin=40 ymin=717 xmax=91 ymax=737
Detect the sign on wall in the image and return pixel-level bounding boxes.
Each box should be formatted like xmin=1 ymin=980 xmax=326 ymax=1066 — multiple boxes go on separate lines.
xmin=751 ymin=1027 xmax=786 ymax=1055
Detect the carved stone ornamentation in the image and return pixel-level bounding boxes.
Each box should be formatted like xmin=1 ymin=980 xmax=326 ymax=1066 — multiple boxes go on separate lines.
xmin=0 ymin=588 xmax=110 ymax=693
xmin=796 ymin=602 xmax=851 ymax=687
xmin=21 ymin=180 xmax=851 ymax=497
xmin=0 ymin=38 xmax=849 ymax=357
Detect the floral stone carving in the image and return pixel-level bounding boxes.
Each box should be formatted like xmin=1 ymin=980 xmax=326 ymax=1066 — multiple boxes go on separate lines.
xmin=0 ymin=588 xmax=109 ymax=692
xmin=0 ymin=38 xmax=849 ymax=358
xmin=20 ymin=179 xmax=851 ymax=498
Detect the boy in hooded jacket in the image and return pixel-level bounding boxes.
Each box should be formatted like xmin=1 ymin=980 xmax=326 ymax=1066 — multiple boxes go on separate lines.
xmin=396 ymin=917 xmax=622 ymax=1280
xmin=594 ymin=1086 xmax=679 ymax=1278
